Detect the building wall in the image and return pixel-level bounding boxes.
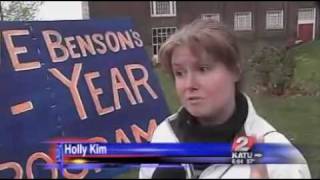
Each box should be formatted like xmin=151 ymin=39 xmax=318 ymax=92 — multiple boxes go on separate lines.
xmin=82 ymin=1 xmax=90 ymax=19
xmin=88 ymin=1 xmax=319 ymax=60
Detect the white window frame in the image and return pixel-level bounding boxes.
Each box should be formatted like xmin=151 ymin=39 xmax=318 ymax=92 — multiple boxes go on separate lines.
xmin=201 ymin=13 xmax=220 ymax=22
xmin=297 ymin=8 xmax=317 ymax=40
xmin=152 ymin=27 xmax=177 ymax=57
xmin=150 ymin=1 xmax=176 ymax=17
xmin=234 ymin=11 xmax=252 ymax=31
xmin=298 ymin=8 xmax=315 ymax=24
xmin=266 ymin=10 xmax=284 ymax=30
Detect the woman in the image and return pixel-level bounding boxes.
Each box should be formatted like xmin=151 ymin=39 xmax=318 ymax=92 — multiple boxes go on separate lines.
xmin=139 ymin=19 xmax=310 ymax=179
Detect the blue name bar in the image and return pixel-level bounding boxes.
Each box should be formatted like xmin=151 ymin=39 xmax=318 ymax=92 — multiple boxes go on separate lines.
xmin=53 ymin=142 xmax=306 ymax=166
xmin=60 ymin=142 xmax=296 ymax=157
xmin=61 ymin=143 xmax=232 ymax=156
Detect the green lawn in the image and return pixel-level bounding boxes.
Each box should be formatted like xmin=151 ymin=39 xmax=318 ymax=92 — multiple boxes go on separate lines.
xmin=154 ymin=67 xmax=320 ymax=178
xmin=154 ymin=68 xmax=180 ymax=112
xmin=250 ymin=94 xmax=320 ymax=178
xmin=291 ymin=40 xmax=320 ymax=91
xmin=116 ymin=67 xmax=320 ymax=178
xmin=117 ymin=40 xmax=320 ymax=178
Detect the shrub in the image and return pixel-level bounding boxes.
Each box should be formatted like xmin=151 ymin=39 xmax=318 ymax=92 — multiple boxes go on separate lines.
xmin=249 ymin=45 xmax=296 ymax=96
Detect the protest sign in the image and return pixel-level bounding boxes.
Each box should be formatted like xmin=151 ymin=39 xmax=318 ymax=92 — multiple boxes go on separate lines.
xmin=0 ymin=18 xmax=170 ymax=178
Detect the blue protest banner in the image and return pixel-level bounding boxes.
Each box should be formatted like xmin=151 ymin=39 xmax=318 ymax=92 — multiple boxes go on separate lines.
xmin=0 ymin=18 xmax=170 ymax=178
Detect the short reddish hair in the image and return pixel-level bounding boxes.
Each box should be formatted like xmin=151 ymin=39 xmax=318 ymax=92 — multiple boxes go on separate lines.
xmin=158 ymin=18 xmax=243 ymax=90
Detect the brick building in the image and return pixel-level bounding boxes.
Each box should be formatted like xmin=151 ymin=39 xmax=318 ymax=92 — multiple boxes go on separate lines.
xmin=87 ymin=1 xmax=319 ymax=61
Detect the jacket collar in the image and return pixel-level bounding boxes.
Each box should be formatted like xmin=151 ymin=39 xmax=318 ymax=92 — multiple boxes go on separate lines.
xmin=242 ymin=93 xmax=276 ymax=137
xmin=170 ymin=92 xmax=249 ymax=143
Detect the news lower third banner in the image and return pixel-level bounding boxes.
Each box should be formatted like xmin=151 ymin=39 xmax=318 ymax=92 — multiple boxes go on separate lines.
xmin=0 ymin=18 xmax=170 ymax=178
xmin=47 ymin=142 xmax=306 ymax=172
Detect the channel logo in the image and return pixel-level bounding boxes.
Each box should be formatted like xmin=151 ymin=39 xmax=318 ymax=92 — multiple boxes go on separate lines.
xmin=231 ymin=135 xmax=261 ymax=164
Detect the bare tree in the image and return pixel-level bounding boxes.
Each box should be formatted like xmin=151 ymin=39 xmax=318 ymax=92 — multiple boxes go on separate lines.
xmin=0 ymin=1 xmax=43 ymax=21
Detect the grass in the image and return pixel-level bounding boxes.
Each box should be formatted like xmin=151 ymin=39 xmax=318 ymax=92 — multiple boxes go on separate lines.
xmin=153 ymin=64 xmax=320 ymax=178
xmin=291 ymin=40 xmax=320 ymax=91
xmin=287 ymin=40 xmax=320 ymax=178
xmin=250 ymin=94 xmax=320 ymax=178
xmin=116 ymin=70 xmax=320 ymax=179
xmin=117 ymin=40 xmax=320 ymax=178
xmin=154 ymin=68 xmax=181 ymax=112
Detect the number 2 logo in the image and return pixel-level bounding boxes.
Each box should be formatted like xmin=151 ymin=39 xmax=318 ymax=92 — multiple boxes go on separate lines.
xmin=232 ymin=136 xmax=256 ymax=152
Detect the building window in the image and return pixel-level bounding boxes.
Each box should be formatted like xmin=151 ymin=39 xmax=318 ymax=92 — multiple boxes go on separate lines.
xmin=152 ymin=27 xmax=176 ymax=56
xmin=266 ymin=10 xmax=284 ymax=30
xmin=201 ymin=13 xmax=220 ymax=22
xmin=234 ymin=12 xmax=252 ymax=31
xmin=298 ymin=8 xmax=315 ymax=22
xmin=150 ymin=1 xmax=176 ymax=17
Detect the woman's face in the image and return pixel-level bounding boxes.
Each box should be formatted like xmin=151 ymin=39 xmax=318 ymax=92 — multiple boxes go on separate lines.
xmin=171 ymin=45 xmax=239 ymax=124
